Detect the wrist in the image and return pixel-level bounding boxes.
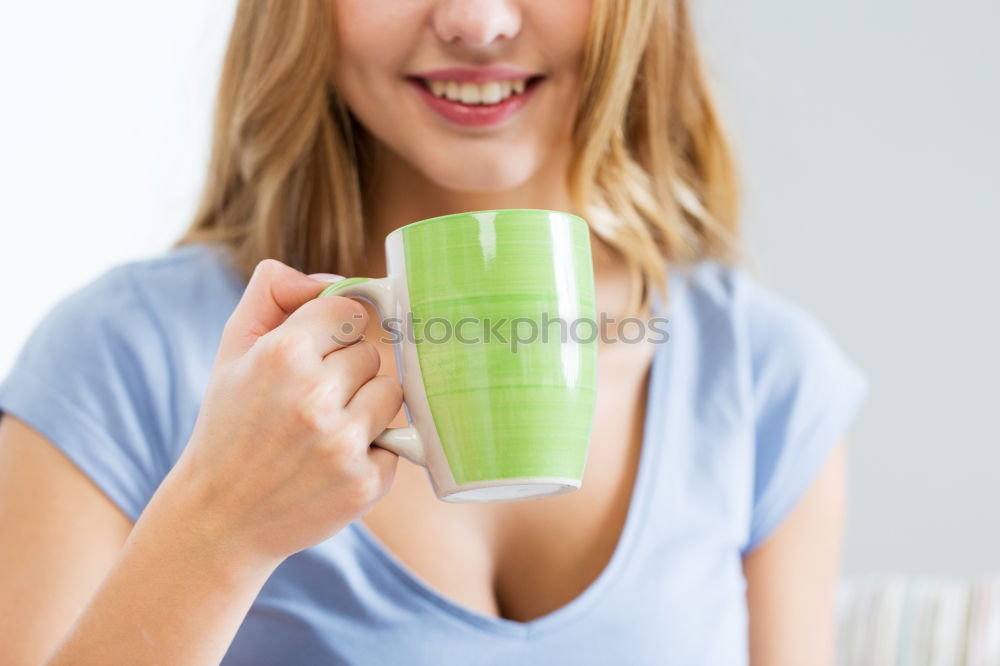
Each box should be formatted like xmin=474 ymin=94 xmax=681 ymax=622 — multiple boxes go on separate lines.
xmin=136 ymin=457 xmax=284 ymax=592
xmin=45 ymin=456 xmax=283 ymax=665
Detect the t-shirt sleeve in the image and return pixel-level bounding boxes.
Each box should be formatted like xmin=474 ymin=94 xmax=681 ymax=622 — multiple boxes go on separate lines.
xmin=740 ymin=275 xmax=869 ymax=554
xmin=0 ymin=264 xmax=174 ymax=522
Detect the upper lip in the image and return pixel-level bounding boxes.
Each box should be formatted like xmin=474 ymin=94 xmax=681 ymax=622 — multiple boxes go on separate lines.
xmin=407 ymin=66 xmax=542 ymax=83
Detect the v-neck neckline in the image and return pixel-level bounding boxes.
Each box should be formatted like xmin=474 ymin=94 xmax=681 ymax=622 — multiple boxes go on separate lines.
xmin=348 ymin=277 xmax=677 ymax=640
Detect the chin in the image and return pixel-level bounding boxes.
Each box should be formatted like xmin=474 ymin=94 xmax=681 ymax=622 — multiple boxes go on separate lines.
xmin=416 ymin=145 xmax=539 ymax=194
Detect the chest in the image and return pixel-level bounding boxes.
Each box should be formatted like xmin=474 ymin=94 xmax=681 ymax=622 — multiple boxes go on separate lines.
xmin=360 ymin=330 xmax=657 ymax=623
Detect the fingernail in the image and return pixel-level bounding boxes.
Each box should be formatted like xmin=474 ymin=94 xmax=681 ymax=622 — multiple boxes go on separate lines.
xmin=308 ymin=273 xmax=346 ymax=283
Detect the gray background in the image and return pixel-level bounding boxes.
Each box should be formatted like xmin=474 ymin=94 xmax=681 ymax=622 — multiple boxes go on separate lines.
xmin=696 ymin=0 xmax=1000 ymax=573
xmin=1 ymin=1 xmax=997 ymax=574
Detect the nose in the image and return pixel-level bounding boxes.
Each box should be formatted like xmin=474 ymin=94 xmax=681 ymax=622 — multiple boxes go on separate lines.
xmin=432 ymin=0 xmax=522 ymax=48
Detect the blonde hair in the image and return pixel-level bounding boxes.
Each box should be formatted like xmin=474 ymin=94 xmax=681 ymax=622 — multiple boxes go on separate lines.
xmin=174 ymin=0 xmax=741 ymax=314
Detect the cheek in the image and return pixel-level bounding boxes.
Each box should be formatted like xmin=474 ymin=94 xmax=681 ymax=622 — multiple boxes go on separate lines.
xmin=527 ymin=0 xmax=592 ymax=132
xmin=532 ymin=0 xmax=592 ymax=70
xmin=331 ymin=1 xmax=416 ymax=94
xmin=331 ymin=36 xmax=409 ymax=159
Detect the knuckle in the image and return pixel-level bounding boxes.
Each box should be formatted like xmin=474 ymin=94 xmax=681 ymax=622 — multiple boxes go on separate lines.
xmin=292 ymin=394 xmax=329 ymax=432
xmin=345 ymin=469 xmax=383 ymax=506
xmin=264 ymin=331 xmax=311 ymax=366
xmin=318 ymin=438 xmax=352 ymax=472
xmin=295 ymin=382 xmax=334 ymax=431
xmin=336 ymin=416 xmax=373 ymax=450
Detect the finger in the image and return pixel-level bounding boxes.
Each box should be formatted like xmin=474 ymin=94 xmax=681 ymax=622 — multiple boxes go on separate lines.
xmin=323 ymin=341 xmax=382 ymax=406
xmin=366 ymin=444 xmax=400 ymax=493
xmin=345 ymin=374 xmax=404 ymax=443
xmin=273 ymin=294 xmax=369 ymax=360
xmin=217 ymin=259 xmax=331 ymax=363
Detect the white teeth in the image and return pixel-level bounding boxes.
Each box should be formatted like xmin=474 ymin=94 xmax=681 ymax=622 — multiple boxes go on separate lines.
xmin=424 ymin=77 xmax=531 ymax=105
xmin=460 ymin=82 xmax=480 ymax=104
xmin=481 ymin=81 xmax=502 ymax=104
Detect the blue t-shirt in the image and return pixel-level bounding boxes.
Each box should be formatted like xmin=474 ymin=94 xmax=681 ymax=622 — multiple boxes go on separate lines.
xmin=0 ymin=241 xmax=868 ymax=665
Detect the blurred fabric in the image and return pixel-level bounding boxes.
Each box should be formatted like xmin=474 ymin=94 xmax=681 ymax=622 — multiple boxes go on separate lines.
xmin=839 ymin=576 xmax=1000 ymax=665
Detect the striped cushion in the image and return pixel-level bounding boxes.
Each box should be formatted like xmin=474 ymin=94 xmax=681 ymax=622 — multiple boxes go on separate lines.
xmin=838 ymin=576 xmax=1000 ymax=665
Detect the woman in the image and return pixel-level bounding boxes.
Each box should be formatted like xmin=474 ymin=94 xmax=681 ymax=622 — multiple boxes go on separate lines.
xmin=0 ymin=1 xmax=867 ymax=664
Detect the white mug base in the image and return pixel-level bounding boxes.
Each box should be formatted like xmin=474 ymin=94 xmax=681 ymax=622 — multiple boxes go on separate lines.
xmin=438 ymin=477 xmax=581 ymax=503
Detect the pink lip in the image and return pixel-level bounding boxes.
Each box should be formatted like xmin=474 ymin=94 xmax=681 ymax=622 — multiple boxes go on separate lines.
xmin=406 ymin=76 xmax=541 ymax=129
xmin=409 ymin=66 xmax=540 ymax=83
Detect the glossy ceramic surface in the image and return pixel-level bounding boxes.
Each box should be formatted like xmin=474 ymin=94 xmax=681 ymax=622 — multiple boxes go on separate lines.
xmin=319 ymin=210 xmax=597 ymax=501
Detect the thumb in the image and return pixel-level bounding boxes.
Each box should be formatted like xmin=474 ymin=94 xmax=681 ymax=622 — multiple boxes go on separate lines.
xmin=217 ymin=259 xmax=335 ymax=362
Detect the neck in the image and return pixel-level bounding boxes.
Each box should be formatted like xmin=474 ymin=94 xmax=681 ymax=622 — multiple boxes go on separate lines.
xmin=361 ymin=139 xmax=578 ymax=272
xmin=359 ymin=141 xmax=640 ymax=321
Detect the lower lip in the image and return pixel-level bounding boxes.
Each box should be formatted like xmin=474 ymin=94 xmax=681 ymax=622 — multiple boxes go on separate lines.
xmin=408 ymin=79 xmax=538 ymax=128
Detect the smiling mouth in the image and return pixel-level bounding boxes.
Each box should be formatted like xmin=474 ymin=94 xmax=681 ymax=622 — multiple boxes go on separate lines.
xmin=407 ymin=75 xmax=545 ymax=106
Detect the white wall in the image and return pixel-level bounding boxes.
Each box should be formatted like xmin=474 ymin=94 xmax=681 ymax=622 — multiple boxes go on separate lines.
xmin=695 ymin=0 xmax=1000 ymax=574
xmin=2 ymin=1 xmax=997 ymax=574
xmin=0 ymin=1 xmax=234 ymax=369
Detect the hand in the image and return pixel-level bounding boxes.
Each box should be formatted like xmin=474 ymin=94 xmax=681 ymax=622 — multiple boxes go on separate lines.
xmin=160 ymin=259 xmax=403 ymax=566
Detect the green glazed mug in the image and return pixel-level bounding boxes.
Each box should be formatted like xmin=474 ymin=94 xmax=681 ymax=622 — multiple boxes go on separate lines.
xmin=318 ymin=209 xmax=597 ymax=503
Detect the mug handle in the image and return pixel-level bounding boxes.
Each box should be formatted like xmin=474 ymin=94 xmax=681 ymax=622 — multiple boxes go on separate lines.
xmin=318 ymin=277 xmax=426 ymax=467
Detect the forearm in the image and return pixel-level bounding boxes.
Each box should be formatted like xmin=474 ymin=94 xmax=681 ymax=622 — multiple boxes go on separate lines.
xmin=45 ymin=468 xmax=281 ymax=665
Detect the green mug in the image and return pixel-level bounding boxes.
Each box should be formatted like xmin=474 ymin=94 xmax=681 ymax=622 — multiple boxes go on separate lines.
xmin=319 ymin=209 xmax=597 ymax=502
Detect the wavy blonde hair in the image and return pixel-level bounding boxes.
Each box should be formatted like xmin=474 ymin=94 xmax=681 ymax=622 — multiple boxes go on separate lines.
xmin=174 ymin=0 xmax=741 ymax=314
